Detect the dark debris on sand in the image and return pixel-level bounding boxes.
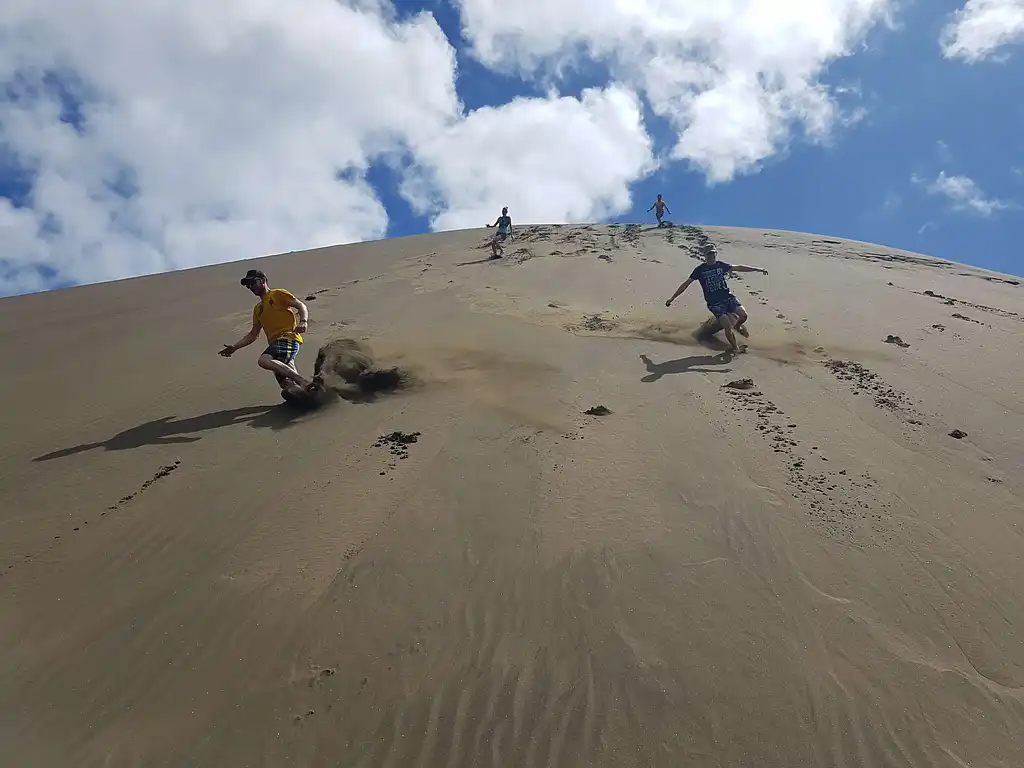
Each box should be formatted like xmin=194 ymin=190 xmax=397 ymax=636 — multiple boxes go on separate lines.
xmin=723 ymin=378 xmax=755 ymax=390
xmin=723 ymin=381 xmax=885 ymax=547
xmin=948 ymin=429 xmax=967 ymax=439
xmin=374 ymin=431 xmax=422 ymax=461
xmin=884 ymin=334 xmax=910 ymax=348
xmin=824 ymin=360 xmax=918 ymax=416
xmin=573 ymin=314 xmax=617 ymax=332
xmin=584 ymin=405 xmax=611 ymax=416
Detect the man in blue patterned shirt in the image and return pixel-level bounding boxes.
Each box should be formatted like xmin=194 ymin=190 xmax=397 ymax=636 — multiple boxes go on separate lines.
xmin=665 ymin=243 xmax=767 ymax=353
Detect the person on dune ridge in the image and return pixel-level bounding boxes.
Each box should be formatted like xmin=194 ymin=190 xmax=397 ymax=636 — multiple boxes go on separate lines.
xmin=219 ymin=269 xmax=314 ymax=398
xmin=485 ymin=206 xmax=514 ymax=258
xmin=648 ymin=194 xmax=671 ymax=226
xmin=664 ymin=243 xmax=767 ymax=353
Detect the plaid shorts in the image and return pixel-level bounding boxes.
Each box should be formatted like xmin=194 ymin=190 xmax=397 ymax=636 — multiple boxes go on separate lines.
xmin=265 ymin=337 xmax=300 ymax=364
xmin=265 ymin=338 xmax=301 ymax=386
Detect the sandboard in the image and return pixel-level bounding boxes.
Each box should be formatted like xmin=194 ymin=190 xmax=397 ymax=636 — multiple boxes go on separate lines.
xmin=280 ymin=382 xmax=321 ymax=409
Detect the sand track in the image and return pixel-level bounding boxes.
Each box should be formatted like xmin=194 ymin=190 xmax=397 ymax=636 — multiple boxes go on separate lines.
xmin=1 ymin=223 xmax=1022 ymax=766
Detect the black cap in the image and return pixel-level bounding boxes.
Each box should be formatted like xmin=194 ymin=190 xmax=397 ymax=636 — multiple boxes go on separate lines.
xmin=240 ymin=269 xmax=267 ymax=286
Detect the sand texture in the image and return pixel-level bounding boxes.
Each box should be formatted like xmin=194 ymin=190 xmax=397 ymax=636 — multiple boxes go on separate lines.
xmin=1 ymin=223 xmax=1023 ymax=767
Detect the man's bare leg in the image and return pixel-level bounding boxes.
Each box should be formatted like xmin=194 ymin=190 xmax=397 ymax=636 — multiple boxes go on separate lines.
xmin=719 ymin=313 xmax=741 ymax=353
xmin=258 ymin=354 xmax=310 ymax=387
xmin=734 ymin=306 xmax=750 ymax=337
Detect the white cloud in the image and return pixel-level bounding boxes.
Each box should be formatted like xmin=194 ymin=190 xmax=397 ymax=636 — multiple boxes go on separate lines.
xmin=940 ymin=0 xmax=1024 ymax=62
xmin=0 ymin=0 xmax=654 ymax=296
xmin=0 ymin=1 xmax=455 ymax=294
xmin=403 ymin=85 xmax=654 ymax=230
xmin=915 ymin=171 xmax=1015 ymax=216
xmin=883 ymin=191 xmax=903 ymax=210
xmin=455 ymin=0 xmax=896 ymax=183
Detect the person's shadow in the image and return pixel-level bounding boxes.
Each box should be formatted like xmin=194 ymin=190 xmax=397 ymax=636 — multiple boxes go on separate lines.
xmin=456 ymin=256 xmax=502 ymax=266
xmin=33 ymin=404 xmax=304 ymax=462
xmin=639 ymin=352 xmax=733 ymax=383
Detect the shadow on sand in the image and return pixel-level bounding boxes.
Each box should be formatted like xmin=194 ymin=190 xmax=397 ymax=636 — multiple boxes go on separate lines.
xmin=639 ymin=352 xmax=734 ymax=383
xmin=34 ymin=403 xmax=304 ymax=462
xmin=456 ymin=255 xmax=502 ymax=266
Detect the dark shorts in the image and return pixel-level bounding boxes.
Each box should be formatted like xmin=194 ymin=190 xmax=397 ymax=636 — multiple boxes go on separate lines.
xmin=708 ymin=296 xmax=742 ymax=318
xmin=264 ymin=338 xmax=300 ymax=385
xmin=265 ymin=337 xmax=300 ymax=364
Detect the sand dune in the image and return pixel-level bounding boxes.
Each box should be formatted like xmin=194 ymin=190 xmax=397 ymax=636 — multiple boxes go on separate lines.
xmin=1 ymin=223 xmax=1022 ymax=767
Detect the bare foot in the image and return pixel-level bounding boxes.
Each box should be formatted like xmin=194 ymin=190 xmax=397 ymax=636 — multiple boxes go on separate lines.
xmin=737 ymin=326 xmax=750 ymax=338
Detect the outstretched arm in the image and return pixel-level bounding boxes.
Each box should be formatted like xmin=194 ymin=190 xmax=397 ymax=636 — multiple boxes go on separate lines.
xmin=665 ymin=278 xmax=694 ymax=306
xmin=221 ymin=317 xmax=261 ymax=356
xmin=731 ymin=264 xmax=768 ymax=275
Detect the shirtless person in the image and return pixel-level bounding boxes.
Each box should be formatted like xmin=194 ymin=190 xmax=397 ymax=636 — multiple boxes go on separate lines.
xmin=486 ymin=206 xmax=514 ymax=258
xmin=664 ymin=243 xmax=767 ymax=353
xmin=219 ymin=269 xmax=314 ymax=397
xmin=648 ymin=194 xmax=670 ymax=226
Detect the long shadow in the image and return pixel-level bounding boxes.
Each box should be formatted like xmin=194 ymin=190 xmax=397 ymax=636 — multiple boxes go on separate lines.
xmin=456 ymin=255 xmax=502 ymax=266
xmin=639 ymin=352 xmax=733 ymax=383
xmin=34 ymin=403 xmax=304 ymax=462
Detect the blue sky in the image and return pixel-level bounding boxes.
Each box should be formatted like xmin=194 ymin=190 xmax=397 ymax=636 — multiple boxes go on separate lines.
xmin=1 ymin=0 xmax=1022 ymax=297
xmin=390 ymin=0 xmax=1022 ymax=274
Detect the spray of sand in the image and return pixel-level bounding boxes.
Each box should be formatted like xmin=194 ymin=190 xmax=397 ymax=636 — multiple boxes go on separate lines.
xmin=306 ymin=338 xmax=411 ymax=407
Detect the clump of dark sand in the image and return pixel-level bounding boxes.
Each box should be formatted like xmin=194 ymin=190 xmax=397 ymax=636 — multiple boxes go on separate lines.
xmin=884 ymin=334 xmax=910 ymax=348
xmin=723 ymin=378 xmax=755 ymax=390
xmin=374 ymin=431 xmax=421 ymax=459
xmin=309 ymin=338 xmax=409 ymax=405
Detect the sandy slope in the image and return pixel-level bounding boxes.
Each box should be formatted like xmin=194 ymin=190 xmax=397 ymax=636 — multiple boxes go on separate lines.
xmin=1 ymin=223 xmax=1022 ymax=767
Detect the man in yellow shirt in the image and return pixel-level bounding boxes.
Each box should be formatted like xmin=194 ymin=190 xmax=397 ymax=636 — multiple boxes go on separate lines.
xmin=219 ymin=269 xmax=313 ymax=396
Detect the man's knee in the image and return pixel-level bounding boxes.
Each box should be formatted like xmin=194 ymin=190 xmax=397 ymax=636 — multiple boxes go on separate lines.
xmin=719 ymin=313 xmax=736 ymax=329
xmin=258 ymin=353 xmax=283 ymax=372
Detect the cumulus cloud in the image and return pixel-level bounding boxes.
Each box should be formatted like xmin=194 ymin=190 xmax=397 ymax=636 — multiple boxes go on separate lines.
xmin=0 ymin=0 xmax=654 ymax=296
xmin=403 ymin=85 xmax=654 ymax=231
xmin=915 ymin=171 xmax=1015 ymax=216
xmin=0 ymin=1 xmax=457 ymax=295
xmin=940 ymin=0 xmax=1024 ymax=62
xmin=455 ymin=0 xmax=896 ymax=183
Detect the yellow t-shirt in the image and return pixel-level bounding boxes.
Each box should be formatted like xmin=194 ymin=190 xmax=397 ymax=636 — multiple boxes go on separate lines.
xmin=253 ymin=288 xmax=303 ymax=344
